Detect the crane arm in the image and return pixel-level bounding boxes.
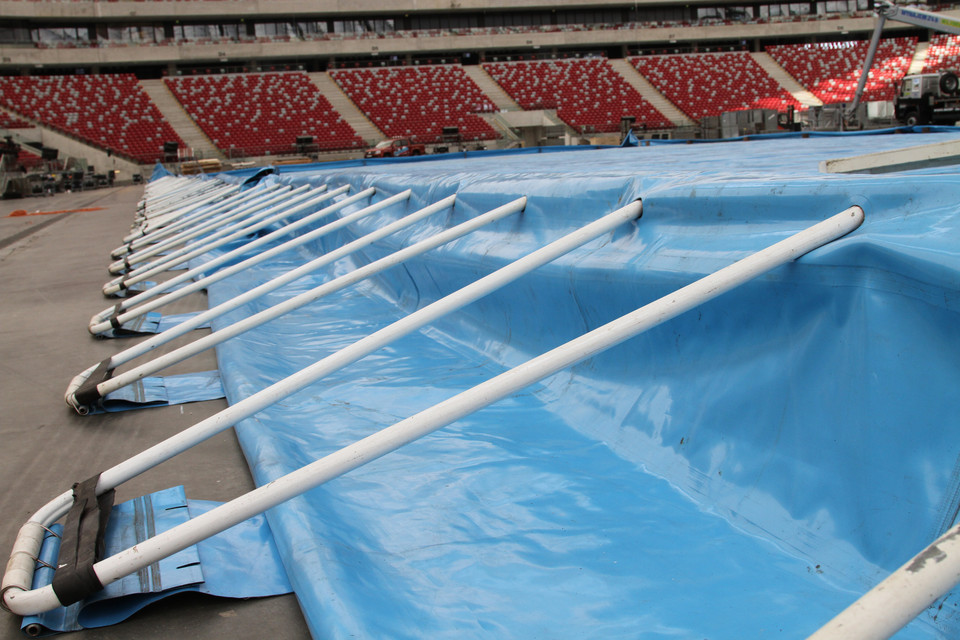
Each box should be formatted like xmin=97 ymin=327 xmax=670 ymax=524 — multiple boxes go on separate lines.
xmin=849 ymin=2 xmax=960 ymax=116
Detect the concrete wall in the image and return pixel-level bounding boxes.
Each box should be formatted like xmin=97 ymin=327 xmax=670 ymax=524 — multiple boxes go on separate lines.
xmin=1 ymin=15 xmax=910 ymax=71
xmin=11 ymin=127 xmax=146 ymax=181
xmin=1 ymin=0 xmax=788 ymax=20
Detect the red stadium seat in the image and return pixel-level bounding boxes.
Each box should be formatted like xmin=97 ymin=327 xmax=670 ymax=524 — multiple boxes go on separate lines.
xmin=0 ymin=74 xmax=182 ymax=164
xmin=164 ymin=72 xmax=365 ymax=156
xmin=482 ymin=57 xmax=672 ymax=132
xmin=630 ymin=52 xmax=802 ymax=120
xmin=766 ymin=37 xmax=916 ymax=104
xmin=330 ymin=64 xmax=498 ymax=144
xmin=923 ymin=34 xmax=960 ymax=73
xmin=0 ymin=112 xmax=33 ymax=129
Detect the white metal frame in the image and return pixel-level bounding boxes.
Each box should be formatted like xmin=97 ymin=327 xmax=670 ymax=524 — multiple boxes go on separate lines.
xmin=89 ymin=187 xmax=386 ymax=335
xmin=70 ymin=194 xmax=461 ymax=413
xmin=132 ymin=180 xmax=235 ymax=234
xmin=70 ymin=194 xmax=524 ymax=412
xmin=118 ymin=183 xmax=274 ymax=256
xmin=94 ymin=186 xmax=356 ymax=321
xmin=110 ymin=183 xmax=289 ymax=267
xmin=111 ymin=183 xmax=293 ymax=270
xmin=5 ymin=206 xmax=865 ymax=619
xmin=807 ymin=521 xmax=960 ymax=638
xmin=102 ymin=184 xmax=322 ymax=296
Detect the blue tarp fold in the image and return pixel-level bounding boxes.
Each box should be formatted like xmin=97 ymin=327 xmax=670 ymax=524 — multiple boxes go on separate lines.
xmin=92 ymin=370 xmax=224 ymax=413
xmin=98 ymin=310 xmax=211 ymax=338
xmin=22 ymin=486 xmax=291 ymax=636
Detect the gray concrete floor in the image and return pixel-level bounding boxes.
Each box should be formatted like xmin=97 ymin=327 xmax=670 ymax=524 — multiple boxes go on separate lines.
xmin=0 ymin=187 xmax=310 ymax=639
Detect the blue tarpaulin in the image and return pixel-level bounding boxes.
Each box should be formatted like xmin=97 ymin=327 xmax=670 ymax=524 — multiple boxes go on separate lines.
xmin=93 ymin=370 xmax=224 ymax=413
xmin=194 ymin=132 xmax=960 ymax=639
xmin=23 ymin=486 xmax=291 ymax=636
xmin=98 ymin=310 xmax=212 ymax=338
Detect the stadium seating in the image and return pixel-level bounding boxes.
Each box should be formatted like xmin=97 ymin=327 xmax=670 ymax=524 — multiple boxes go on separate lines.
xmin=329 ymin=64 xmax=498 ymax=144
xmin=17 ymin=147 xmax=43 ymax=170
xmin=482 ymin=58 xmax=673 ymax=132
xmin=766 ymin=37 xmax=917 ymax=103
xmin=165 ymin=72 xmax=365 ymax=156
xmin=0 ymin=74 xmax=181 ymax=163
xmin=0 ymin=112 xmax=33 ymax=129
xmin=922 ymin=34 xmax=960 ymax=73
xmin=630 ymin=52 xmax=802 ymax=120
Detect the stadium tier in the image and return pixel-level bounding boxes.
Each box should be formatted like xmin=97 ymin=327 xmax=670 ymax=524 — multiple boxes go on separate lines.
xmin=482 ymin=58 xmax=673 ymax=132
xmin=630 ymin=52 xmax=803 ymax=120
xmin=765 ymin=37 xmax=917 ymax=104
xmin=0 ymin=112 xmax=32 ymax=130
xmin=164 ymin=72 xmax=365 ymax=156
xmin=329 ymin=65 xmax=498 ymax=144
xmin=0 ymin=74 xmax=181 ymax=164
xmin=17 ymin=147 xmax=43 ymax=170
xmin=922 ymin=33 xmax=960 ymax=72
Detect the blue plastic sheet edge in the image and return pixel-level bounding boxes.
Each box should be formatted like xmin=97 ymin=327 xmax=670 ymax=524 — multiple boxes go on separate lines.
xmin=21 ymin=486 xmax=291 ymax=636
xmin=149 ymin=163 xmax=172 ymax=182
xmin=91 ymin=370 xmax=224 ymax=414
xmin=97 ymin=310 xmax=212 ymax=339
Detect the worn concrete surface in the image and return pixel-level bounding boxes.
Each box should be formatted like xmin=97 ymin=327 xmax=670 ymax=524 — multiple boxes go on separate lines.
xmin=0 ymin=186 xmax=310 ymax=639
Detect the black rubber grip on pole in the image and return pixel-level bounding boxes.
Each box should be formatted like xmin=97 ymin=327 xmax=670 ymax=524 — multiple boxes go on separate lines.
xmin=51 ymin=475 xmax=115 ymax=606
xmin=108 ymin=302 xmax=124 ymax=331
xmin=73 ymin=359 xmax=114 ymax=408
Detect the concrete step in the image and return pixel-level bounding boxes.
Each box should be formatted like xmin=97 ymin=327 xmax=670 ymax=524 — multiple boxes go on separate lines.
xmin=908 ymin=42 xmax=930 ymax=75
xmin=750 ymin=52 xmax=823 ymax=107
xmin=461 ymin=65 xmax=521 ymax=111
xmin=307 ymin=72 xmax=383 ymax=145
xmin=139 ymin=79 xmax=225 ymax=160
xmin=608 ymin=58 xmax=694 ymax=127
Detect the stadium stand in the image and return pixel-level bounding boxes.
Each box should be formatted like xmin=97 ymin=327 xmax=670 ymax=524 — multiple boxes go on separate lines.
xmin=17 ymin=147 xmax=43 ymax=170
xmin=922 ymin=34 xmax=960 ymax=72
xmin=0 ymin=112 xmax=32 ymax=130
xmin=766 ymin=37 xmax=917 ymax=104
xmin=329 ymin=64 xmax=498 ymax=144
xmin=164 ymin=72 xmax=365 ymax=157
xmin=630 ymin=52 xmax=803 ymax=119
xmin=0 ymin=74 xmax=182 ymax=163
xmin=482 ymin=57 xmax=673 ymax=132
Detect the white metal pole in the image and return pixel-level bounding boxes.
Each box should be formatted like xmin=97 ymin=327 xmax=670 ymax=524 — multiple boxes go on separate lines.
xmin=807 ymin=521 xmax=960 ymax=639
xmin=3 ymin=206 xmax=864 ymax=617
xmin=90 ymin=188 xmax=399 ymax=333
xmin=104 ymin=184 xmax=308 ymax=289
xmin=138 ymin=179 xmax=212 ymax=215
xmin=133 ymin=182 xmax=238 ymax=233
xmin=114 ymin=185 xmax=251 ymax=258
xmin=93 ymin=186 xmax=357 ymax=318
xmin=113 ymin=184 xmax=287 ymax=263
xmin=102 ymin=185 xmax=319 ymax=295
xmin=140 ymin=174 xmax=177 ymax=200
xmin=74 ymin=195 xmax=458 ymax=395
xmin=122 ymin=183 xmax=293 ymax=260
xmin=88 ymin=196 xmax=630 ymax=405
xmin=71 ymin=195 xmax=517 ymax=412
xmin=134 ymin=179 xmax=217 ymax=222
xmin=143 ymin=175 xmax=217 ymax=209
xmin=121 ymin=183 xmax=264 ymax=253
xmin=134 ymin=180 xmax=228 ymax=229
xmin=124 ymin=182 xmax=232 ymax=242
xmin=117 ymin=184 xmax=292 ymax=265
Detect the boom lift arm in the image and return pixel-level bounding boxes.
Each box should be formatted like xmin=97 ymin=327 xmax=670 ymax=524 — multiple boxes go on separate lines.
xmin=849 ymin=1 xmax=960 ymax=116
